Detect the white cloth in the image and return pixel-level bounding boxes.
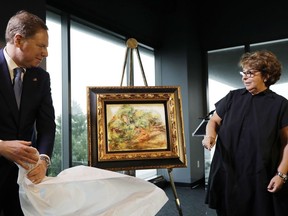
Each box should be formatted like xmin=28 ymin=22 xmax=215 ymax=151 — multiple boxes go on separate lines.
xmin=18 ymin=165 xmax=168 ymax=216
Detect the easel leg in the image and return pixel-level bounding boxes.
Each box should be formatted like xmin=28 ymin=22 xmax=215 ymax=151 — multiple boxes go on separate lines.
xmin=167 ymin=168 xmax=183 ymax=216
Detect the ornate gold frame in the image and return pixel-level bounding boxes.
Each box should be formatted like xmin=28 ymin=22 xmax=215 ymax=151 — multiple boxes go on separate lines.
xmin=87 ymin=86 xmax=186 ymax=171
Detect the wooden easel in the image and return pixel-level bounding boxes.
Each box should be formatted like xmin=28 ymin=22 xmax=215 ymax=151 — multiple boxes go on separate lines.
xmin=120 ymin=38 xmax=183 ymax=216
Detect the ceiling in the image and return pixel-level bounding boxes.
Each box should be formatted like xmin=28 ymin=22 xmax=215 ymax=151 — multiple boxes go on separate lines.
xmin=46 ymin=0 xmax=182 ymax=48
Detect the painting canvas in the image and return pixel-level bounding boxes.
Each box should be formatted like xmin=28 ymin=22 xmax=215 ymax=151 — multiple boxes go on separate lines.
xmin=106 ymin=103 xmax=168 ymax=152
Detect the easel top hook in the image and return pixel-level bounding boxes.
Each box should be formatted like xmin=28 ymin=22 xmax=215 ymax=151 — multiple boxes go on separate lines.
xmin=126 ymin=38 xmax=138 ymax=49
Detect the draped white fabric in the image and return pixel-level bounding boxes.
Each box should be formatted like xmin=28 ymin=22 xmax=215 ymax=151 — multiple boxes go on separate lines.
xmin=18 ymin=165 xmax=168 ymax=216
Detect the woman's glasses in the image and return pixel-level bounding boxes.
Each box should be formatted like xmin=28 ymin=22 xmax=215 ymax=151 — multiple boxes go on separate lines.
xmin=239 ymin=69 xmax=260 ymax=78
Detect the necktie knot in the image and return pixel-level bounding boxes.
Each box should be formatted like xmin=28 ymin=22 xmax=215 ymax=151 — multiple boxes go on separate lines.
xmin=13 ymin=67 xmax=24 ymax=82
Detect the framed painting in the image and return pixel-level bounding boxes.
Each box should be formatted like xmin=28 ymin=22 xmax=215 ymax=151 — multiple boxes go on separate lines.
xmin=87 ymin=86 xmax=186 ymax=171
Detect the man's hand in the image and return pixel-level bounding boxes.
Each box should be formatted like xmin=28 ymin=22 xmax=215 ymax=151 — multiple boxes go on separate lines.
xmin=27 ymin=159 xmax=47 ymax=184
xmin=0 ymin=140 xmax=38 ymax=169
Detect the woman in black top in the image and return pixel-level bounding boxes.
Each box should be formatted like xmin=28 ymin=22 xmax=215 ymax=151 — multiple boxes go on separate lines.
xmin=202 ymin=50 xmax=288 ymax=216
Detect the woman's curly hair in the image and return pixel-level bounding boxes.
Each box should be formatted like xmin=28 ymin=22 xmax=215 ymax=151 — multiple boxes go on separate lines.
xmin=239 ymin=50 xmax=282 ymax=87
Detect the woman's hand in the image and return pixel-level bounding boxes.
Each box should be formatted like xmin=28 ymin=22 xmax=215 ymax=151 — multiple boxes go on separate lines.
xmin=202 ymin=111 xmax=221 ymax=151
xmin=267 ymin=174 xmax=285 ymax=193
xmin=202 ymin=135 xmax=216 ymax=151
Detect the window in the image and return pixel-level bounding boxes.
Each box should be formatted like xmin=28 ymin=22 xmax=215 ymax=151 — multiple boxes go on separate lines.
xmin=46 ymin=10 xmax=156 ymax=179
xmin=250 ymin=39 xmax=288 ymax=99
xmin=46 ymin=11 xmax=62 ymax=176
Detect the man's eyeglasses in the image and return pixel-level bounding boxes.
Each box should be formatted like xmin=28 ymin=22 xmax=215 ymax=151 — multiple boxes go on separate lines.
xmin=239 ymin=70 xmax=259 ymax=78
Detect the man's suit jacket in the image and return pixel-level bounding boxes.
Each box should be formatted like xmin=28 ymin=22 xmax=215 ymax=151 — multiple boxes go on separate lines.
xmin=0 ymin=48 xmax=56 ymax=178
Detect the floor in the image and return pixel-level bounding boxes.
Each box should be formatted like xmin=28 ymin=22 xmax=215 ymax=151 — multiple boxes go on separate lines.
xmin=156 ymin=183 xmax=217 ymax=216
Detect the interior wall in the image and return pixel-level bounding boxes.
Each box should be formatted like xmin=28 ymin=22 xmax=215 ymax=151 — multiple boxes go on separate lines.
xmin=155 ymin=1 xmax=205 ymax=184
xmin=0 ymin=41 xmax=4 ymax=48
xmin=200 ymin=1 xmax=288 ymax=51
xmin=0 ymin=0 xmax=46 ymax=43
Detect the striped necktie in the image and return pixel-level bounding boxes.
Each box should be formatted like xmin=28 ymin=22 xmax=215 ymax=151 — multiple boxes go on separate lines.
xmin=13 ymin=67 xmax=24 ymax=109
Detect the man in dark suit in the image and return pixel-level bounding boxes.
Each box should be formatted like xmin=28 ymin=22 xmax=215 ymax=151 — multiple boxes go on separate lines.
xmin=0 ymin=10 xmax=55 ymax=215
